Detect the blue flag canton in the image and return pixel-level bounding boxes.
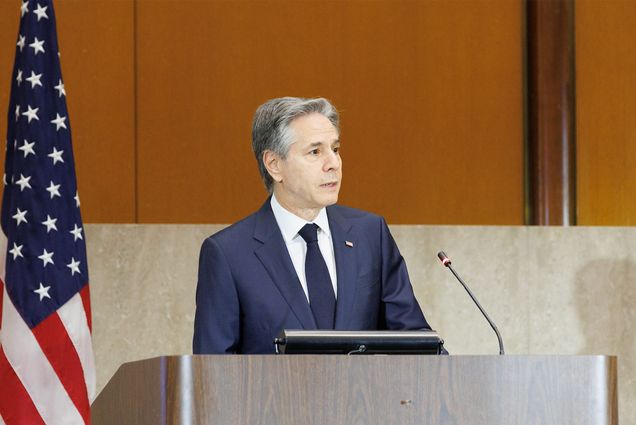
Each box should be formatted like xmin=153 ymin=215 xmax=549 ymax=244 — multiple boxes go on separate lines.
xmin=3 ymin=0 xmax=88 ymax=329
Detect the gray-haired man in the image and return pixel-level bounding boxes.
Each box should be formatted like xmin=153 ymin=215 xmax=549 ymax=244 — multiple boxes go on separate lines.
xmin=193 ymin=97 xmax=433 ymax=354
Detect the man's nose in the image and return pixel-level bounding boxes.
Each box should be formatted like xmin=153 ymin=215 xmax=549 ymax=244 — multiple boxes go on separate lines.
xmin=324 ymin=150 xmax=340 ymax=171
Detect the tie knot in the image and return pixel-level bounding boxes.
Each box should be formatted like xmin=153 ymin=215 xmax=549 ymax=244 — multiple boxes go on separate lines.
xmin=298 ymin=223 xmax=319 ymax=243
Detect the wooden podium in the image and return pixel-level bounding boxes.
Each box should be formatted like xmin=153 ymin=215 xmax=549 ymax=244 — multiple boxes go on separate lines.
xmin=92 ymin=355 xmax=617 ymax=424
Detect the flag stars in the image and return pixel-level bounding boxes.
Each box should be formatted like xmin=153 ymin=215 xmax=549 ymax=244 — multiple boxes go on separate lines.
xmin=15 ymin=105 xmax=20 ymax=122
xmin=9 ymin=243 xmax=24 ymax=260
xmin=50 ymin=114 xmax=67 ymax=131
xmin=12 ymin=208 xmax=28 ymax=226
xmin=18 ymin=139 xmax=35 ymax=157
xmin=33 ymin=3 xmax=48 ymax=21
xmin=15 ymin=173 xmax=32 ymax=191
xmin=46 ymin=181 xmax=61 ymax=199
xmin=20 ymin=1 xmax=29 ymax=17
xmin=54 ymin=79 xmax=66 ymax=97
xmin=34 ymin=283 xmax=51 ymax=301
xmin=25 ymin=71 xmax=43 ymax=89
xmin=41 ymin=215 xmax=58 ymax=233
xmin=48 ymin=147 xmax=64 ymax=164
xmin=17 ymin=34 xmax=26 ymax=51
xmin=38 ymin=249 xmax=54 ymax=267
xmin=16 ymin=69 xmax=23 ymax=86
xmin=70 ymin=224 xmax=83 ymax=241
xmin=67 ymin=258 xmax=81 ymax=276
xmin=29 ymin=37 xmax=45 ymax=55
xmin=22 ymin=105 xmax=40 ymax=123
xmin=74 ymin=192 xmax=80 ymax=207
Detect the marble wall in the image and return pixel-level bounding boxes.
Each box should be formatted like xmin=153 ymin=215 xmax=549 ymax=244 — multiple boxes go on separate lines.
xmin=87 ymin=225 xmax=635 ymax=422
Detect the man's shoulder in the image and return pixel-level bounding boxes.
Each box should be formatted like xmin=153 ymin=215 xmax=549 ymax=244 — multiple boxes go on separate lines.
xmin=327 ymin=203 xmax=384 ymax=225
xmin=204 ymin=209 xmax=261 ymax=246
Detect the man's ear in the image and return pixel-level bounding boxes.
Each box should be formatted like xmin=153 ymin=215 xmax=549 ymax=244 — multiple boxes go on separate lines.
xmin=263 ymin=150 xmax=283 ymax=183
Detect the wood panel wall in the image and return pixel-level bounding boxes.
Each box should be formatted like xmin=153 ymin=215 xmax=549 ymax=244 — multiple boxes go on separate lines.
xmin=2 ymin=0 xmax=525 ymax=224
xmin=576 ymin=0 xmax=636 ymax=225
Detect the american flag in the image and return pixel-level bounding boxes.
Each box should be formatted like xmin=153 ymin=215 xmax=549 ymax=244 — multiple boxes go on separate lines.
xmin=0 ymin=1 xmax=95 ymax=424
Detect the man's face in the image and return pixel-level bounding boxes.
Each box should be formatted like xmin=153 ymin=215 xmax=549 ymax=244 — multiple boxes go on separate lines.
xmin=269 ymin=113 xmax=342 ymax=219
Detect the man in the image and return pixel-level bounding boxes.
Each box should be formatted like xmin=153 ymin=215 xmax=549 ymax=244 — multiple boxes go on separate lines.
xmin=193 ymin=97 xmax=433 ymax=354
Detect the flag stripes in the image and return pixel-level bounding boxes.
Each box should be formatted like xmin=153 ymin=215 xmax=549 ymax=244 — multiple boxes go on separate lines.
xmin=1 ymin=273 xmax=86 ymax=424
xmin=31 ymin=309 xmax=91 ymax=424
xmin=0 ymin=346 xmax=45 ymax=425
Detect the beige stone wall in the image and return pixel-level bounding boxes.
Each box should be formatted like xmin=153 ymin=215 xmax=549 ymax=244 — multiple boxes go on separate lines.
xmin=87 ymin=225 xmax=635 ymax=422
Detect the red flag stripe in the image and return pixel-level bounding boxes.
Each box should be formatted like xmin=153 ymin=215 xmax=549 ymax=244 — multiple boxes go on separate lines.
xmin=57 ymin=292 xmax=96 ymax=401
xmin=31 ymin=313 xmax=90 ymax=424
xmin=79 ymin=284 xmax=92 ymax=332
xmin=0 ymin=347 xmax=45 ymax=425
xmin=0 ymin=279 xmax=3 ymax=330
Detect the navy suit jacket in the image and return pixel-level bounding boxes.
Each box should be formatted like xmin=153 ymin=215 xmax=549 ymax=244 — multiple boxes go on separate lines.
xmin=193 ymin=200 xmax=431 ymax=354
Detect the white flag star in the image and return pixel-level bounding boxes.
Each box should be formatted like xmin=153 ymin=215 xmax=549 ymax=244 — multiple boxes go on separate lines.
xmin=50 ymin=113 xmax=67 ymax=131
xmin=20 ymin=1 xmax=29 ymax=17
xmin=22 ymin=105 xmax=39 ymax=122
xmin=41 ymin=215 xmax=58 ymax=233
xmin=16 ymin=69 xmax=23 ymax=86
xmin=12 ymin=208 xmax=28 ymax=226
xmin=25 ymin=71 xmax=43 ymax=89
xmin=48 ymin=147 xmax=64 ymax=164
xmin=70 ymin=224 xmax=83 ymax=241
xmin=33 ymin=3 xmax=48 ymax=21
xmin=38 ymin=249 xmax=54 ymax=267
xmin=74 ymin=191 xmax=81 ymax=207
xmin=9 ymin=243 xmax=24 ymax=260
xmin=17 ymin=34 xmax=26 ymax=51
xmin=14 ymin=105 xmax=20 ymax=122
xmin=34 ymin=283 xmax=51 ymax=301
xmin=18 ymin=139 xmax=35 ymax=157
xmin=46 ymin=180 xmax=61 ymax=199
xmin=54 ymin=79 xmax=66 ymax=97
xmin=29 ymin=37 xmax=45 ymax=55
xmin=15 ymin=173 xmax=32 ymax=191
xmin=67 ymin=258 xmax=81 ymax=275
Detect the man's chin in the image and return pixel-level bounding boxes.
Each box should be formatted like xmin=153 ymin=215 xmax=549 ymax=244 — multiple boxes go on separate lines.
xmin=321 ymin=193 xmax=339 ymax=207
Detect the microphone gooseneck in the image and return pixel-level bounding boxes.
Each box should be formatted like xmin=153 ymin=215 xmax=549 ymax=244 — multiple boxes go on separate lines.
xmin=437 ymin=251 xmax=505 ymax=355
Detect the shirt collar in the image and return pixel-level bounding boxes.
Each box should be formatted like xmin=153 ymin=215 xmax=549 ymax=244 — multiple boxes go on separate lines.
xmin=270 ymin=193 xmax=331 ymax=243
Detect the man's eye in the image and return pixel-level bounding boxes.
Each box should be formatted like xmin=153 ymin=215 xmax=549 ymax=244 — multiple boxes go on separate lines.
xmin=333 ymin=147 xmax=340 ymax=153
xmin=310 ymin=149 xmax=320 ymax=155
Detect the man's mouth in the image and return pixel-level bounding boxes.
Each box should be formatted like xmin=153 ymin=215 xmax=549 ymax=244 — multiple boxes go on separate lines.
xmin=321 ymin=182 xmax=338 ymax=188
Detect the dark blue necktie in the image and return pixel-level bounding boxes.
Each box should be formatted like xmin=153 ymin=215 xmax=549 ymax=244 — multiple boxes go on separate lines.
xmin=298 ymin=223 xmax=336 ymax=329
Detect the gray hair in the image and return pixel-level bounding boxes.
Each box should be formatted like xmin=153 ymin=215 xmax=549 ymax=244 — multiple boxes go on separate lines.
xmin=252 ymin=97 xmax=339 ymax=193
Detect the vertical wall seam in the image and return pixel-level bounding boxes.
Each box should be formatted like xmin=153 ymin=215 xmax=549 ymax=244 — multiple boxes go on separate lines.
xmin=522 ymin=0 xmax=531 ymax=225
xmin=133 ymin=0 xmax=139 ymax=223
xmin=570 ymin=0 xmax=578 ymax=225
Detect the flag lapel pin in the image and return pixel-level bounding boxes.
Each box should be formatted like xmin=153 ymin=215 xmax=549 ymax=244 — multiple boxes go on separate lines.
xmin=345 ymin=241 xmax=354 ymax=248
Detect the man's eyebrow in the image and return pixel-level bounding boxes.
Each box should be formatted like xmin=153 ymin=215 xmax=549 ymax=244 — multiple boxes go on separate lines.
xmin=306 ymin=139 xmax=339 ymax=148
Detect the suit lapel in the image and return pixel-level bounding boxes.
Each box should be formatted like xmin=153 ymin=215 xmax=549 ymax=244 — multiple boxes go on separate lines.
xmin=252 ymin=200 xmax=317 ymax=330
xmin=328 ymin=207 xmax=358 ymax=329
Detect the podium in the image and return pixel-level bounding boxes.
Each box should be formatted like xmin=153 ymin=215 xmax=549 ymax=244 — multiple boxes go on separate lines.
xmin=92 ymin=355 xmax=617 ymax=424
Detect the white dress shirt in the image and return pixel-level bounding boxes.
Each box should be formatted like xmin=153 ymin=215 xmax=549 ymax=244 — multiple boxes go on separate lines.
xmin=270 ymin=194 xmax=338 ymax=302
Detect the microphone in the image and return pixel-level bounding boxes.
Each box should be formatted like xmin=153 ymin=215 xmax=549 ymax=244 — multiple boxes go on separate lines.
xmin=437 ymin=251 xmax=505 ymax=355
